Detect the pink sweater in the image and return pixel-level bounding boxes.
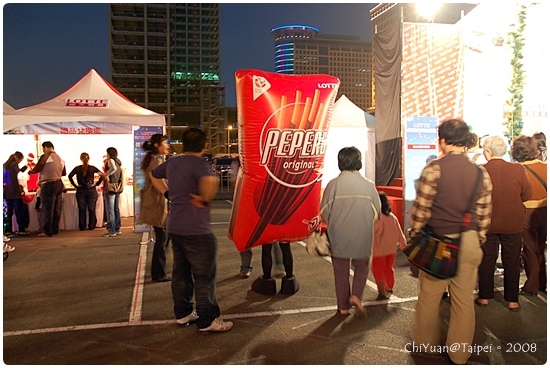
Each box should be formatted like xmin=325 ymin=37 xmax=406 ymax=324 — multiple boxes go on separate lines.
xmin=373 ymin=212 xmax=407 ymax=257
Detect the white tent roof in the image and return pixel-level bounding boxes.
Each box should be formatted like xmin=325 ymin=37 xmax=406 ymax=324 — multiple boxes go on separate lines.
xmin=3 ymin=69 xmax=165 ymax=134
xmin=331 ymin=95 xmax=375 ymax=128
xmin=323 ymin=95 xmax=376 ymax=185
xmin=3 ymin=101 xmax=15 ymax=114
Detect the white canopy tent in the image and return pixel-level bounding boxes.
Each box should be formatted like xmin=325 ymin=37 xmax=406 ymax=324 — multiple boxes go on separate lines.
xmin=2 ymin=68 xmax=165 ymax=175
xmin=3 ymin=69 xmax=165 ymax=134
xmin=2 ymin=70 xmax=166 ymax=227
xmin=321 ymin=95 xmax=376 ymax=187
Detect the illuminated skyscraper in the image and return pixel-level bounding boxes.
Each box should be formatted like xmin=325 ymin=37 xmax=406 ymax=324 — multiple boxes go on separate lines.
xmin=109 ymin=3 xmax=225 ymax=147
xmin=271 ymin=25 xmax=373 ymax=111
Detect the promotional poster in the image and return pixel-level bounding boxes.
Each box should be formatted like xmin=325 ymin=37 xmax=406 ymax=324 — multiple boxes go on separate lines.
xmin=228 ymin=69 xmax=340 ymax=251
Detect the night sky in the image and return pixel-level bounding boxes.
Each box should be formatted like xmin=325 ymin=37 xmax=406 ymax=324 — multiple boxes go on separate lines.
xmin=3 ymin=3 xmax=376 ymax=109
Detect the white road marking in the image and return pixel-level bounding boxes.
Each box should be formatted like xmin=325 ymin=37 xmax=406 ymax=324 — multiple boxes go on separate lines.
xmin=3 ymin=296 xmax=420 ymax=337
xmin=4 ymin=223 xmax=546 ymax=343
xmin=129 ymin=232 xmax=148 ymax=324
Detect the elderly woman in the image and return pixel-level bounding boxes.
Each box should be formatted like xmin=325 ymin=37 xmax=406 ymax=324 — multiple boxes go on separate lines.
xmin=476 ymin=136 xmax=532 ymax=311
xmin=409 ymin=119 xmax=492 ymax=364
xmin=511 ymin=135 xmax=547 ymax=296
xmin=320 ymin=146 xmax=381 ymax=316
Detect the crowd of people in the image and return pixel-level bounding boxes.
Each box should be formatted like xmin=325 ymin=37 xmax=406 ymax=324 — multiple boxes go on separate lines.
xmin=3 ymin=126 xmax=547 ymax=353
xmin=2 ymin=142 xmax=126 ymax=248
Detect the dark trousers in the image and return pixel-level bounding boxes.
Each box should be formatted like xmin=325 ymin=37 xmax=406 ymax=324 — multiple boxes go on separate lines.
xmin=169 ymin=232 xmax=220 ymax=329
xmin=40 ymin=181 xmax=64 ymax=236
xmin=239 ymin=243 xmax=284 ymax=273
xmin=260 ymin=242 xmax=293 ymax=278
xmin=5 ymin=198 xmax=30 ymax=233
xmin=478 ymin=233 xmax=522 ymax=302
xmin=76 ymin=187 xmax=98 ymax=230
xmin=522 ymin=207 xmax=547 ymax=294
xmin=151 ymin=226 xmax=169 ymax=280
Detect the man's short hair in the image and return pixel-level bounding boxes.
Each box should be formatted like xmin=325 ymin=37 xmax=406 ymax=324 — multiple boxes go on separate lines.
xmin=42 ymin=141 xmax=54 ymax=149
xmin=438 ymin=118 xmax=470 ymax=147
xmin=183 ymin=127 xmax=207 ymax=153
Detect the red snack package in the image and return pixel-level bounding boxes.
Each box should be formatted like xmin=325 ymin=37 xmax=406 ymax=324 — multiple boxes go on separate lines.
xmin=228 ymin=69 xmax=339 ymax=251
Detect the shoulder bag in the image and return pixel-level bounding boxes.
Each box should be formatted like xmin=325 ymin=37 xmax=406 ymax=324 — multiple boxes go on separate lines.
xmin=403 ymin=167 xmax=483 ymax=279
xmin=107 ymin=160 xmax=124 ymax=194
xmin=524 ymin=165 xmax=547 ymax=191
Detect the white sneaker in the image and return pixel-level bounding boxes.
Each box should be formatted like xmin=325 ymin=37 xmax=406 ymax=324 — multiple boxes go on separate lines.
xmin=176 ymin=310 xmax=199 ymax=326
xmin=102 ymin=233 xmax=116 ymax=237
xmin=3 ymin=244 xmax=15 ymax=252
xmin=115 ymin=231 xmax=122 ymax=235
xmin=199 ymin=317 xmax=233 ymax=333
xmin=3 ymin=236 xmax=10 ymax=242
xmin=494 ymin=267 xmax=504 ymax=276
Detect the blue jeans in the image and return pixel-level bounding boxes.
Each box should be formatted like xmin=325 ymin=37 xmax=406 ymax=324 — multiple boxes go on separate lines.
xmin=40 ymin=180 xmax=64 ymax=236
xmin=105 ymin=192 xmax=120 ymax=234
xmin=169 ymin=233 xmax=220 ymax=329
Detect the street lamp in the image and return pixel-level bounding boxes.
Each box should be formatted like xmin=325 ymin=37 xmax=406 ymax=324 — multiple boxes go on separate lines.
xmin=227 ymin=125 xmax=232 ymax=154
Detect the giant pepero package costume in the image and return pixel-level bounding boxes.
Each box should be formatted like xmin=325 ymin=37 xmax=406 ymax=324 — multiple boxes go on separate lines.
xmin=228 ymin=70 xmax=340 ymax=251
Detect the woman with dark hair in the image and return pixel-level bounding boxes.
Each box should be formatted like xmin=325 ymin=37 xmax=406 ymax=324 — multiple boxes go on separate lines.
xmin=68 ymin=153 xmax=105 ymax=231
xmin=409 ymin=118 xmax=493 ymax=364
xmin=320 ymin=146 xmax=381 ymax=316
xmin=3 ymin=151 xmax=30 ymax=235
xmin=140 ymin=134 xmax=171 ymax=282
xmin=511 ymin=135 xmax=547 ymax=296
xmin=372 ymin=191 xmax=407 ymax=300
xmin=532 ymin=132 xmax=547 ymax=162
xmin=102 ymin=147 xmax=123 ymax=237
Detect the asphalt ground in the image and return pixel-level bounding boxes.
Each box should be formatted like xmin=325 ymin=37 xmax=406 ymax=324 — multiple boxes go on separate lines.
xmin=2 ymin=199 xmax=547 ymax=365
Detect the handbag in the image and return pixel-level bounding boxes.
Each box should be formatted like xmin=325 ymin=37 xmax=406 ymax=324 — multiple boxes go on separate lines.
xmin=403 ymin=167 xmax=483 ymax=279
xmin=107 ymin=181 xmax=123 ymax=194
xmin=305 ymin=230 xmax=331 ymax=256
xmin=403 ymin=227 xmax=460 ymax=279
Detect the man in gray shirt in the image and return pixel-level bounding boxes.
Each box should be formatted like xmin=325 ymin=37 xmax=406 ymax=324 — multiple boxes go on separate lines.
xmin=29 ymin=141 xmax=66 ymax=237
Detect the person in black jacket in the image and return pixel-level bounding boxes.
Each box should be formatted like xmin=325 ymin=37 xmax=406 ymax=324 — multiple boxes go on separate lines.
xmin=68 ymin=153 xmax=105 ymax=231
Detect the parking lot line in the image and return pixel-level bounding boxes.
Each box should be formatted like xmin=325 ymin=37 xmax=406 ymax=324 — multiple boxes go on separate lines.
xmin=129 ymin=232 xmax=148 ymax=323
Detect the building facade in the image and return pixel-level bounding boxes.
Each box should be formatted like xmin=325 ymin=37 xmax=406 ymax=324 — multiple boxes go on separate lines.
xmin=271 ymin=25 xmax=373 ymax=111
xmin=109 ymin=3 xmax=226 ymax=151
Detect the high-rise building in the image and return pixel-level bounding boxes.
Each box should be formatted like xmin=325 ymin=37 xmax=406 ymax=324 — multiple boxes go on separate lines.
xmin=109 ymin=3 xmax=226 ymax=151
xmin=271 ymin=25 xmax=373 ymax=111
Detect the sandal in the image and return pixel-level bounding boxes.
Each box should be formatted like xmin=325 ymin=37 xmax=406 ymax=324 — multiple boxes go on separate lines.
xmin=350 ymin=296 xmax=366 ymax=315
xmin=474 ymin=297 xmax=489 ymax=307
xmin=508 ymin=302 xmax=521 ymax=312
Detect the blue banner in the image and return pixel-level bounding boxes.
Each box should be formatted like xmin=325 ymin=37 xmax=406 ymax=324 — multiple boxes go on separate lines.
xmin=403 ymin=117 xmax=439 ymax=228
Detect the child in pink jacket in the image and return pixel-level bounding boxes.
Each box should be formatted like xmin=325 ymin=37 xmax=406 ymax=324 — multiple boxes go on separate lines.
xmin=372 ymin=191 xmax=407 ymax=299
